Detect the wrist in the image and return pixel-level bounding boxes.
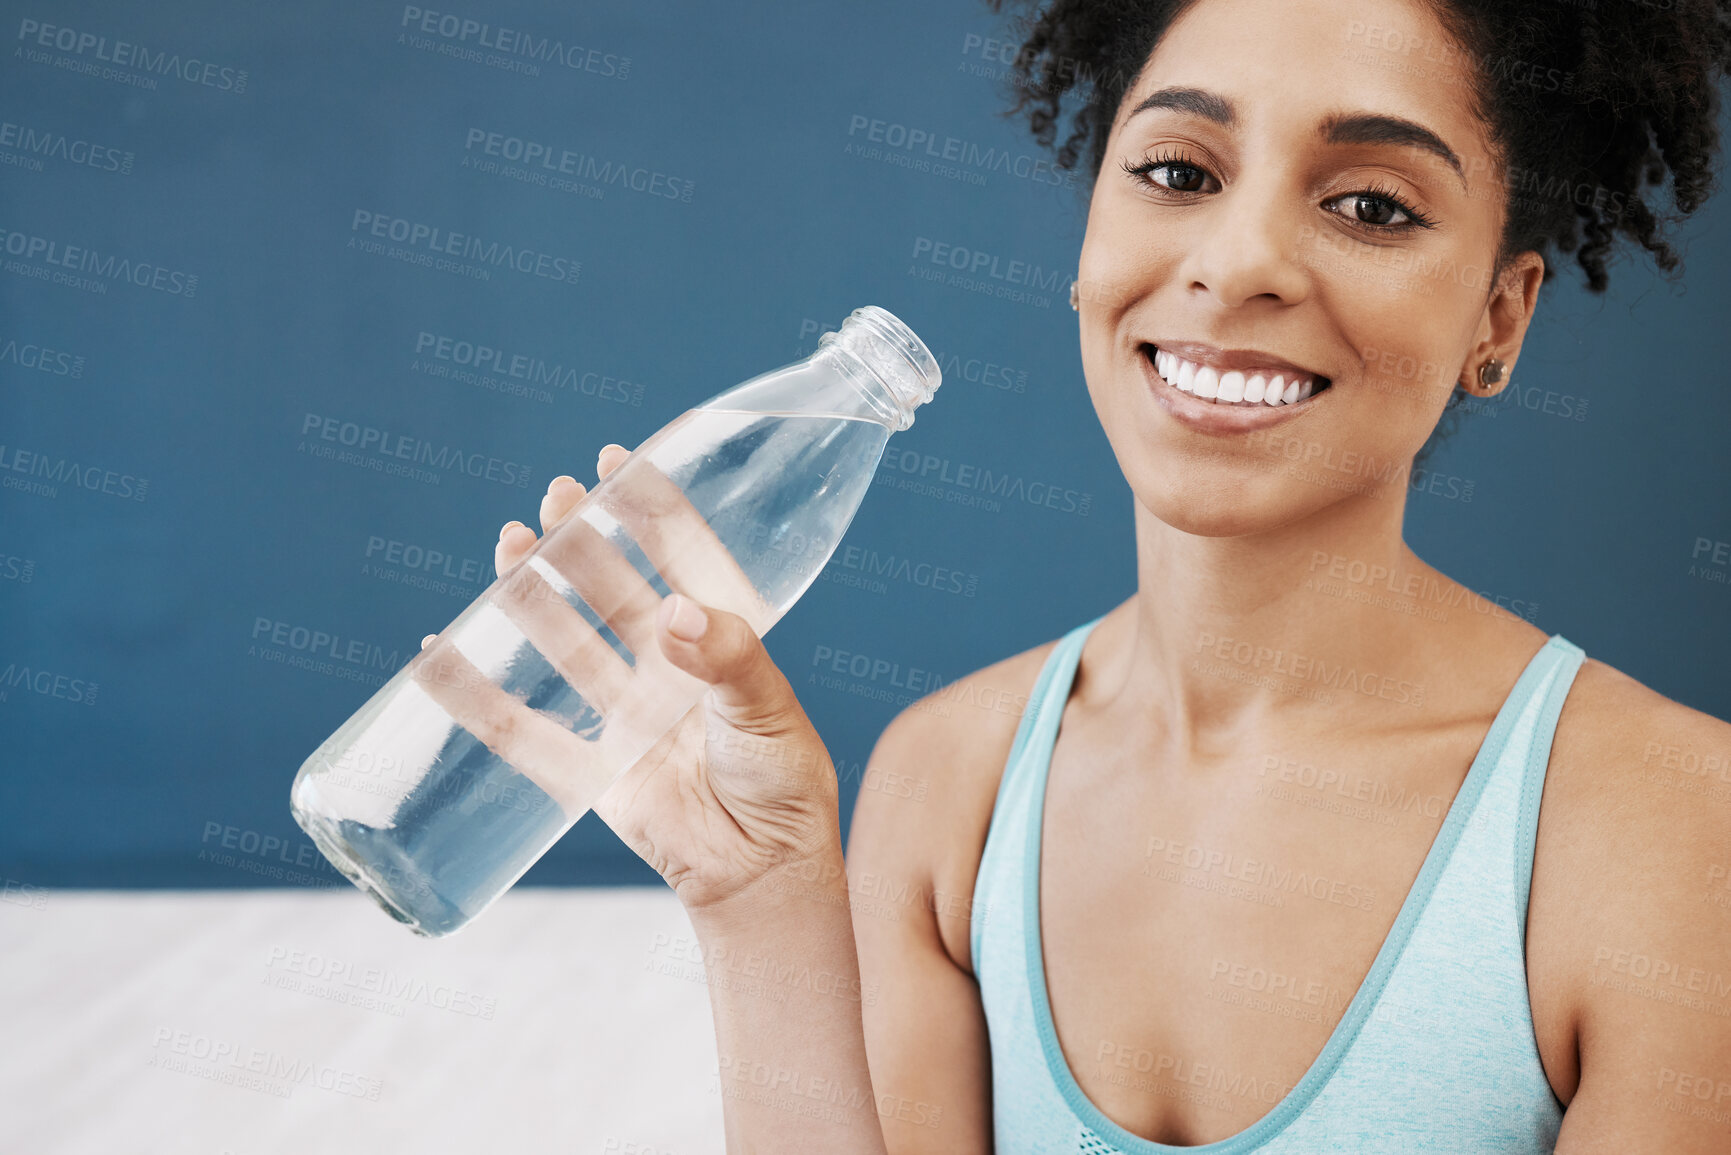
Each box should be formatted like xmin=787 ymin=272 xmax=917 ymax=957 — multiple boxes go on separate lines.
xmin=684 ymin=838 xmax=851 ymax=941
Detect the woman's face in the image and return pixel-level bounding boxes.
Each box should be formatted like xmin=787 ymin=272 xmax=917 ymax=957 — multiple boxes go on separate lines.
xmin=1078 ymin=0 xmax=1534 ymax=537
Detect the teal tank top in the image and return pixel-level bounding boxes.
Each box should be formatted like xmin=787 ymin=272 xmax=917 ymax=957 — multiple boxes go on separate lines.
xmin=969 ymin=613 xmax=1587 ymax=1152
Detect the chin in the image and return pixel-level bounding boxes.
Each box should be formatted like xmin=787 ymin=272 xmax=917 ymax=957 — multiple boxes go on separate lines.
xmin=1124 ymin=457 xmax=1342 ymax=539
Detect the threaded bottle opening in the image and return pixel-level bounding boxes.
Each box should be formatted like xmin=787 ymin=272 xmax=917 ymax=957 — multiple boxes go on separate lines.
xmin=820 ymin=306 xmax=941 ymax=430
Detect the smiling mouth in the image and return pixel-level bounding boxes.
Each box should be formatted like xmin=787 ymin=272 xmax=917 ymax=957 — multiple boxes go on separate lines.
xmin=1144 ymin=344 xmax=1333 ymax=407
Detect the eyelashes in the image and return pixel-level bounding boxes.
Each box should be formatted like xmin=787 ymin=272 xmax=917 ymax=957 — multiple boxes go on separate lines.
xmin=1119 ymin=149 xmax=1438 ymax=233
xmin=1338 ymin=180 xmax=1438 ymax=230
xmin=1121 ymin=149 xmax=1216 ymax=195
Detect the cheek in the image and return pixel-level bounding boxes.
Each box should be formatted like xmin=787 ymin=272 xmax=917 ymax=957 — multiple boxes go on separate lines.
xmin=1079 ymin=192 xmax=1183 ymax=298
xmin=1337 ymin=302 xmax=1466 ymax=435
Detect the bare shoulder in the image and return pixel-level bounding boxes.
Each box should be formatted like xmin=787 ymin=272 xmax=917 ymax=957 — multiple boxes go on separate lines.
xmin=844 ymin=627 xmax=1073 ymax=973
xmin=1544 ymin=651 xmax=1731 ymax=860
xmin=1533 ymin=649 xmax=1731 ymax=1148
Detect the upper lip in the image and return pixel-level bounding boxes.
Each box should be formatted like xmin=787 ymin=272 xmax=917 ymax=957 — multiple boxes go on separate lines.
xmin=1144 ymin=340 xmax=1330 ymax=382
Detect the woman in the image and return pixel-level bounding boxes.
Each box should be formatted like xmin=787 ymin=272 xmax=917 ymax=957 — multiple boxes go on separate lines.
xmin=444 ymin=0 xmax=1731 ymax=1149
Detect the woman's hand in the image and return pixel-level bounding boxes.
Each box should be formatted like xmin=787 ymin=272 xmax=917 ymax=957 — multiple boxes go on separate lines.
xmin=417 ymin=444 xmax=842 ymax=918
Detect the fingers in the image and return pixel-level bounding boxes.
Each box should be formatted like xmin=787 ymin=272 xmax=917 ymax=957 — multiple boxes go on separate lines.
xmin=589 ymin=453 xmax=774 ymax=632
xmin=540 ymin=475 xmax=586 ymax=535
xmin=489 ymin=544 xmax=639 ymax=717
xmin=654 ymin=593 xmax=806 ymax=736
xmin=496 ymin=519 xmax=537 ymax=578
xmin=598 ymin=443 xmax=629 ymax=479
xmin=496 ymin=471 xmax=588 ymax=578
xmin=532 ymin=512 xmax=664 ymax=657
xmin=409 ymin=643 xmax=613 ymax=814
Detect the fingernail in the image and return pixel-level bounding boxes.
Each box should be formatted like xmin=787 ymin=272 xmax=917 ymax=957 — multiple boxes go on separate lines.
xmin=666 ymin=594 xmax=708 ymax=642
xmin=499 ymin=520 xmax=524 ymax=538
xmin=548 ymin=474 xmax=577 ymax=493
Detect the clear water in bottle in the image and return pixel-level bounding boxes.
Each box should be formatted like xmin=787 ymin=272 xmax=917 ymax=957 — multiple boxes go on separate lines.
xmin=289 ymin=306 xmax=941 ymax=936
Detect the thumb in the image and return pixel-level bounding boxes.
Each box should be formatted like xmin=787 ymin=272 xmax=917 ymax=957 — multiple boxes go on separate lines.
xmin=654 ymin=593 xmax=804 ymax=735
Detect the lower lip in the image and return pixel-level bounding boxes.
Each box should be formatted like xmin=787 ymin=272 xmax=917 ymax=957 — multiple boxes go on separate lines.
xmin=1139 ymin=348 xmax=1328 ymax=434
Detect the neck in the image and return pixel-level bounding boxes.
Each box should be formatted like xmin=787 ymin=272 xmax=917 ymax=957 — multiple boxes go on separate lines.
xmin=1105 ymin=484 xmax=1444 ymax=756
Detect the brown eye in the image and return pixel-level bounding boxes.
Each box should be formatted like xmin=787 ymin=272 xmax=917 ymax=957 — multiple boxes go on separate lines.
xmin=1350 ymin=195 xmax=1401 ymax=226
xmin=1155 ymin=163 xmax=1208 ymax=193
xmin=1320 ymin=187 xmax=1432 ymax=232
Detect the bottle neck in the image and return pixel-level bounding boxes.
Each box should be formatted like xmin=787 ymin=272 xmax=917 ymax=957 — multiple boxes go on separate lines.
xmin=818 ymin=307 xmax=940 ymax=431
xmin=816 ymin=343 xmax=908 ymax=429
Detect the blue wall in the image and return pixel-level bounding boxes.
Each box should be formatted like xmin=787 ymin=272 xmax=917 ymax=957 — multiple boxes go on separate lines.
xmin=3 ymin=0 xmax=1728 ymax=889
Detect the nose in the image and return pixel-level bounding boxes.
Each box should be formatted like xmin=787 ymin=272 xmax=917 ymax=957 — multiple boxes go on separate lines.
xmin=1173 ymin=176 xmax=1311 ymax=309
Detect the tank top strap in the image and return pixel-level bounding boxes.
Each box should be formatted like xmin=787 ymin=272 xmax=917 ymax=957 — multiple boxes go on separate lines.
xmin=971 ymin=613 xmax=1106 ymax=969
xmin=1512 ymin=634 xmax=1586 ymax=944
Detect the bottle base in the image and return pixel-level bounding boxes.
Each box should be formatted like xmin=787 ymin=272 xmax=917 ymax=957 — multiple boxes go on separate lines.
xmin=290 ymin=789 xmax=445 ymax=938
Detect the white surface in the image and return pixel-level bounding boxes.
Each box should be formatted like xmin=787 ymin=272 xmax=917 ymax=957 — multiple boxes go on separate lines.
xmin=0 ymin=887 xmax=725 ymax=1155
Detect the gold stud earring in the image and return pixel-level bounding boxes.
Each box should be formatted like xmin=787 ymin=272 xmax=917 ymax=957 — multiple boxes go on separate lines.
xmin=1477 ymin=358 xmax=1505 ymax=388
xmin=1069 ymin=281 xmax=1080 ymax=311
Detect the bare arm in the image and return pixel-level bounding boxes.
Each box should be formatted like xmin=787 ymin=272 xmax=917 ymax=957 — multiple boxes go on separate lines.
xmin=687 ymin=838 xmax=891 ymax=1155
xmin=1545 ymin=668 xmax=1731 ymax=1153
xmin=684 ymin=694 xmax=1002 ymax=1154
xmin=845 ymin=706 xmax=998 ymax=1153
xmin=469 ymin=451 xmax=999 ymax=1150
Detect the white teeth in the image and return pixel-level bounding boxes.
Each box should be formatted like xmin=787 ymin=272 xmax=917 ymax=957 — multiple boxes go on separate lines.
xmin=1151 ymin=348 xmax=1321 ymax=407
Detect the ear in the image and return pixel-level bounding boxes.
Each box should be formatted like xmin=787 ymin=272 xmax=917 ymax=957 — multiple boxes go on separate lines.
xmin=1461 ymin=250 xmax=1544 ymax=396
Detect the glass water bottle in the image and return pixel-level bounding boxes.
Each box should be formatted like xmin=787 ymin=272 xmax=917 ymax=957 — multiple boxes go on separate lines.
xmin=289 ymin=305 xmax=942 ymax=936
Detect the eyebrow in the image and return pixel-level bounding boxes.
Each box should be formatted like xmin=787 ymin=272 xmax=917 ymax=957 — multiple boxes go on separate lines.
xmin=1126 ymin=87 xmax=1466 ymax=187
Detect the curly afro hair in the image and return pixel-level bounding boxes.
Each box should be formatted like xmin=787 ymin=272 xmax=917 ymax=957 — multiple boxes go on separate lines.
xmin=983 ymin=0 xmax=1731 ymax=295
